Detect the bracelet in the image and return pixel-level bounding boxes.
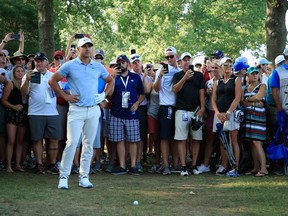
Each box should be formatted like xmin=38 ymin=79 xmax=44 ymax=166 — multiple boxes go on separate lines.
xmin=2 ymin=40 xmax=7 ymax=44
xmin=226 ymin=111 xmax=231 ymax=115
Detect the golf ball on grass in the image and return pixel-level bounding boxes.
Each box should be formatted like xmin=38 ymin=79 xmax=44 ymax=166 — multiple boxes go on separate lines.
xmin=133 ymin=200 xmax=139 ymax=205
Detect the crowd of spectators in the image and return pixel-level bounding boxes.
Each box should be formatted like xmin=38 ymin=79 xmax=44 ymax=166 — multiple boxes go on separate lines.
xmin=1 ymin=32 xmax=287 ymax=189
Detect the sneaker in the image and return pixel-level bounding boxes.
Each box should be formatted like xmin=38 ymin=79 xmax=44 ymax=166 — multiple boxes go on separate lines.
xmin=71 ymin=164 xmax=79 ymax=174
xmin=216 ymin=165 xmax=227 ymax=176
xmin=111 ymin=167 xmax=127 ymax=175
xmin=46 ymin=164 xmax=59 ymax=175
xmin=79 ymin=175 xmax=93 ymax=188
xmin=226 ymin=169 xmax=240 ymax=177
xmin=197 ymin=164 xmax=210 ymax=173
xmin=93 ymin=161 xmax=102 ymax=172
xmin=105 ymin=163 xmax=113 ymax=173
xmin=148 ymin=165 xmax=159 ymax=174
xmin=130 ymin=167 xmax=140 ymax=176
xmin=180 ymin=167 xmax=189 ymax=176
xmin=136 ymin=162 xmax=143 ymax=173
xmin=192 ymin=167 xmax=202 ymax=175
xmin=162 ymin=166 xmax=171 ymax=175
xmin=37 ymin=164 xmax=45 ymax=174
xmin=58 ymin=176 xmax=68 ymax=189
xmin=171 ymin=165 xmax=182 ymax=174
xmin=156 ymin=164 xmax=165 ymax=174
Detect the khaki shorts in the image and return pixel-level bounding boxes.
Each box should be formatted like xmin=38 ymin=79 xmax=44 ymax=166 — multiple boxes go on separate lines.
xmin=174 ymin=110 xmax=203 ymax=141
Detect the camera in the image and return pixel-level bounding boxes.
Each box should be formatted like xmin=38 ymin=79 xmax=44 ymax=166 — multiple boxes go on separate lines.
xmin=11 ymin=34 xmax=20 ymax=40
xmin=75 ymin=34 xmax=84 ymax=39
xmin=163 ymin=63 xmax=169 ymax=73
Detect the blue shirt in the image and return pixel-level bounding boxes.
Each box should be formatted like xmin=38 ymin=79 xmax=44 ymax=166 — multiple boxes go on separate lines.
xmin=270 ymin=63 xmax=288 ymax=88
xmin=111 ymin=71 xmax=144 ymax=119
xmin=58 ymin=57 xmax=109 ymax=106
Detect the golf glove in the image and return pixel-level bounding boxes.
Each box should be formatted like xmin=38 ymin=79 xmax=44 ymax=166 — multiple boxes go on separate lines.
xmin=95 ymin=92 xmax=106 ymax=104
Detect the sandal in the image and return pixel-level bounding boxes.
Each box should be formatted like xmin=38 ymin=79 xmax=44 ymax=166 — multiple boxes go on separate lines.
xmin=255 ymin=171 xmax=268 ymax=177
xmin=245 ymin=170 xmax=258 ymax=175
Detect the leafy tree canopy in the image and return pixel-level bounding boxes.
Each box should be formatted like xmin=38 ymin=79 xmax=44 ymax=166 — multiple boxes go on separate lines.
xmin=0 ymin=0 xmax=266 ymax=63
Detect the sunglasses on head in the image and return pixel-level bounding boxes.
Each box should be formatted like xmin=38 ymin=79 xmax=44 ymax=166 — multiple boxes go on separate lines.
xmin=165 ymin=55 xmax=174 ymax=59
xmin=131 ymin=55 xmax=140 ymax=61
xmin=16 ymin=57 xmax=26 ymax=61
xmin=54 ymin=56 xmax=64 ymax=60
xmin=223 ymin=63 xmax=232 ymax=67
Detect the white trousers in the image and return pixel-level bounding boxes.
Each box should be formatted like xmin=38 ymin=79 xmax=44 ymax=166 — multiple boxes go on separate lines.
xmin=60 ymin=104 xmax=101 ymax=177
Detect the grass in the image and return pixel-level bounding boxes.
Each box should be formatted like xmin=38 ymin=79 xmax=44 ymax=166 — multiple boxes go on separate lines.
xmin=0 ymin=170 xmax=288 ymax=216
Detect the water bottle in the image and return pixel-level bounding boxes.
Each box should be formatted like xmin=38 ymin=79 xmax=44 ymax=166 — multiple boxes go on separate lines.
xmin=129 ymin=102 xmax=136 ymax=115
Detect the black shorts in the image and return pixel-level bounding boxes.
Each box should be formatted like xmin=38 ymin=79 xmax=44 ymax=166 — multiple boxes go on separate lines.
xmin=138 ymin=105 xmax=147 ymax=141
xmin=158 ymin=105 xmax=175 ymax=140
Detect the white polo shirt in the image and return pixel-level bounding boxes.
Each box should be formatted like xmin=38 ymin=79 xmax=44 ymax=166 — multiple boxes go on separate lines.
xmin=22 ymin=70 xmax=58 ymax=116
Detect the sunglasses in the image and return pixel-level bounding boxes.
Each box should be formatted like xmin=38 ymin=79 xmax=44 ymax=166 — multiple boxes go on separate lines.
xmin=261 ymin=64 xmax=268 ymax=66
xmin=223 ymin=63 xmax=232 ymax=67
xmin=95 ymin=56 xmax=103 ymax=60
xmin=54 ymin=56 xmax=64 ymax=60
xmin=212 ymin=56 xmax=220 ymax=59
xmin=131 ymin=55 xmax=140 ymax=61
xmin=165 ymin=55 xmax=174 ymax=59
xmin=15 ymin=57 xmax=26 ymax=61
xmin=0 ymin=54 xmax=6 ymax=57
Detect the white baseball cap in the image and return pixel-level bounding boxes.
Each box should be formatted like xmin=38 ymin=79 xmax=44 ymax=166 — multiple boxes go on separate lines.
xmin=180 ymin=52 xmax=192 ymax=60
xmin=130 ymin=53 xmax=141 ymax=63
xmin=275 ymin=55 xmax=285 ymax=65
xmin=219 ymin=57 xmax=232 ymax=65
xmin=165 ymin=46 xmax=177 ymax=54
xmin=257 ymin=57 xmax=272 ymax=65
xmin=77 ymin=37 xmax=93 ymax=48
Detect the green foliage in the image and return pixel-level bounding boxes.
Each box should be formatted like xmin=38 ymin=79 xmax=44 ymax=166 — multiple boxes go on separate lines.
xmin=0 ymin=0 xmax=266 ymax=62
xmin=0 ymin=0 xmax=38 ymax=55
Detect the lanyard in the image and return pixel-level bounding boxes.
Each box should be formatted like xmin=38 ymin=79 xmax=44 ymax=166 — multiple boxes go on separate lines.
xmin=120 ymin=75 xmax=129 ymax=91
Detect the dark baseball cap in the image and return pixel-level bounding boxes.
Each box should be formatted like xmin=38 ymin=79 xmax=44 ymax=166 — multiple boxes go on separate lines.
xmin=34 ymin=52 xmax=48 ymax=61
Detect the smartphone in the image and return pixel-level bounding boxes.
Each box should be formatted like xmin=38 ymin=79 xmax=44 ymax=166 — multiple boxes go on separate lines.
xmin=115 ymin=63 xmax=121 ymax=70
xmin=71 ymin=45 xmax=76 ymax=50
xmin=131 ymin=49 xmax=136 ymax=55
xmin=163 ymin=64 xmax=169 ymax=73
xmin=189 ymin=65 xmax=194 ymax=71
xmin=11 ymin=34 xmax=20 ymax=40
xmin=30 ymin=71 xmax=41 ymax=84
xmin=146 ymin=64 xmax=152 ymax=69
xmin=75 ymin=34 xmax=84 ymax=39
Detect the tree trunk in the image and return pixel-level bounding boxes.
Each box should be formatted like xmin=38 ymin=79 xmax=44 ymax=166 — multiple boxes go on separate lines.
xmin=266 ymin=0 xmax=288 ymax=66
xmin=37 ymin=0 xmax=54 ymax=61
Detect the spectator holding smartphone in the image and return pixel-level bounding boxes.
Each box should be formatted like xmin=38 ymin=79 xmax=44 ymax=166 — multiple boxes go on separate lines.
xmin=153 ymin=47 xmax=181 ymax=175
xmin=172 ymin=52 xmax=205 ymax=176
xmin=21 ymin=52 xmax=60 ymax=175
